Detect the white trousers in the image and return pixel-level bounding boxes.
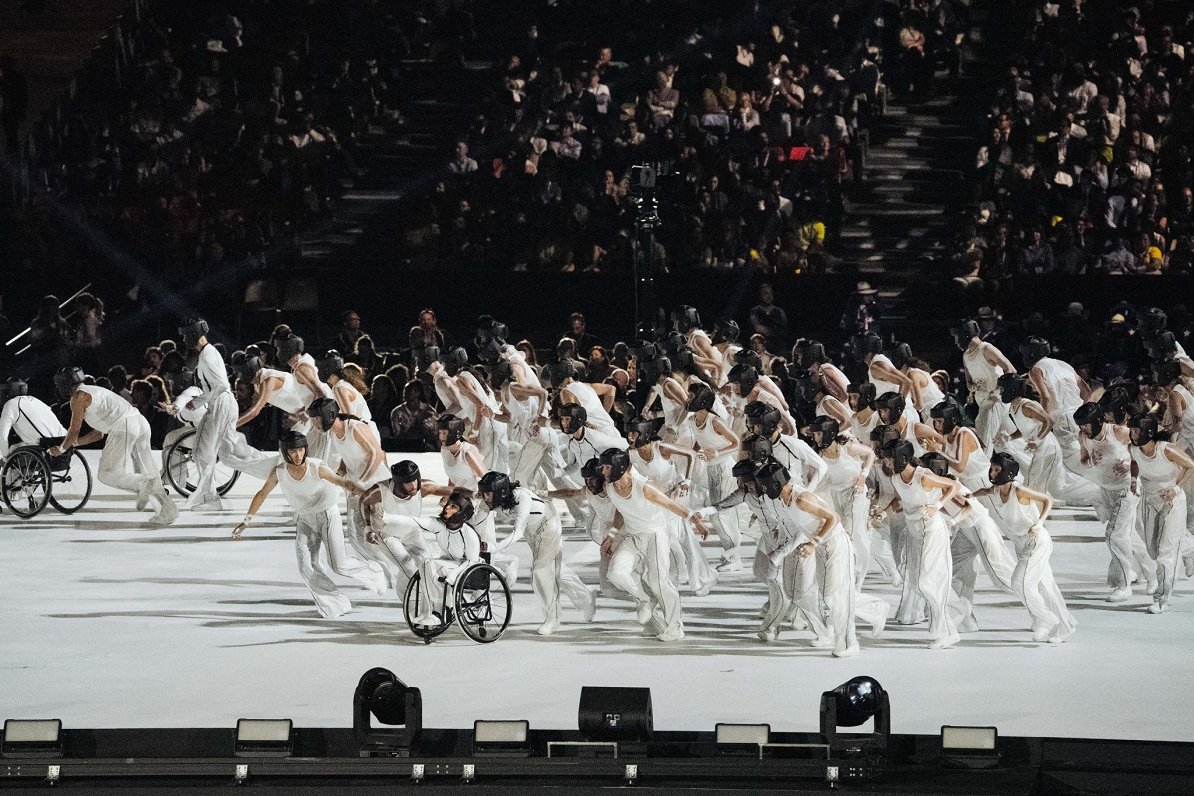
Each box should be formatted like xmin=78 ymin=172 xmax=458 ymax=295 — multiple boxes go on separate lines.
xmin=1095 ymin=487 xmax=1151 ymax=589
xmin=1140 ymin=490 xmax=1188 ymax=606
xmin=816 ymin=529 xmax=859 ymax=655
xmin=950 ymin=514 xmax=1017 ymax=629
xmin=974 ymin=394 xmax=1009 ymax=452
xmin=295 ymin=507 xmax=382 ymax=618
xmin=99 ymin=414 xmax=167 ymax=504
xmin=1011 ymin=528 xmax=1076 ymax=640
xmin=521 ymin=517 xmax=592 ymax=624
xmin=903 ymin=512 xmax=958 ymax=643
xmin=607 ymin=530 xmax=682 ymax=635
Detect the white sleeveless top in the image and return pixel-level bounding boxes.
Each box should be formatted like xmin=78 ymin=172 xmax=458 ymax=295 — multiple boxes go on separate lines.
xmin=261 ymin=368 xmax=308 ymax=414
xmin=276 ymin=458 xmax=336 ymax=514
xmin=692 ymin=413 xmax=735 ymax=464
xmin=962 ymin=343 xmax=1004 ymax=399
xmin=332 ymin=380 xmax=371 ymax=423
xmin=890 ymin=466 xmax=941 ymax=512
xmin=911 ymin=368 xmax=945 ymax=416
xmin=850 ymin=407 xmax=879 ymax=442
xmin=441 ymin=441 xmax=482 ymax=490
xmin=717 ymin=344 xmax=743 ymax=385
xmin=294 ymin=353 xmax=333 ymax=402
xmin=501 ymin=383 xmax=540 ymax=444
xmin=589 ymin=490 xmax=618 ymax=535
xmin=986 ymin=486 xmax=1041 ymax=539
xmin=631 ymin=446 xmax=682 ymax=494
xmin=327 ymin=419 xmax=387 ymax=486
xmin=606 ymin=470 xmax=664 ymax=534
xmin=78 ymin=385 xmax=136 ymax=433
xmin=455 ymin=370 xmax=499 ymax=425
xmin=381 ymin=485 xmax=424 ymax=518
xmin=1130 ymin=442 xmax=1182 ymax=493
xmin=820 ymin=446 xmax=864 ymax=496
xmin=562 ymin=380 xmax=616 ymax=431
xmin=945 ymin=427 xmax=990 ymax=491
xmin=1079 ymin=426 xmax=1132 ymax=489
xmin=868 ymin=354 xmax=903 ymax=396
xmin=1009 ymin=399 xmax=1046 ymax=442
xmin=1035 ymin=357 xmax=1083 ymax=416
xmin=777 ymin=490 xmax=826 ymax=539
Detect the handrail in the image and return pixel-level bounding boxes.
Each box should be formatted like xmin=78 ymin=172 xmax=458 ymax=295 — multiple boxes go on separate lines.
xmin=5 ymin=283 xmax=93 ymax=349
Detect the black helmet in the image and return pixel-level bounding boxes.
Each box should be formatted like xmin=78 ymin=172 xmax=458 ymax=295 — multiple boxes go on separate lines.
xmin=4 ymin=376 xmax=29 ymax=399
xmin=811 ymin=416 xmax=840 ymax=450
xmin=804 ymin=340 xmax=829 ymax=367
xmin=279 ymin=430 xmax=309 ymax=463
xmin=630 ymin=340 xmax=657 ymax=362
xmin=273 ymin=333 xmax=305 ymax=365
xmin=847 ymin=381 xmax=876 ymax=411
xmin=1128 ymin=414 xmax=1160 ymax=447
xmin=477 ymin=471 xmax=516 ymax=510
xmin=712 ymin=318 xmax=740 ymax=344
xmin=318 ymin=349 xmax=346 ymax=381
xmin=1073 ymin=402 xmax=1104 ymax=438
xmin=487 ymin=359 xmax=512 ymax=391
xmin=744 ymin=400 xmax=782 ymax=437
xmin=731 ymin=458 xmax=762 ymax=493
xmin=919 ymin=451 xmax=951 ymax=478
xmin=686 ymin=382 xmax=716 ymax=412
xmin=1144 ymin=331 xmax=1178 ymax=361
xmin=54 ymin=366 xmax=86 ymax=399
xmin=627 ymin=416 xmax=664 ymax=447
xmin=390 ymin=460 xmax=422 ymax=497
xmin=859 ymin=332 xmax=884 ymax=356
xmin=440 ymin=488 xmax=476 ymax=530
xmin=558 ymin=402 xmax=588 ymax=433
xmin=989 ymin=451 xmax=1020 ymax=485
xmin=178 ymin=317 xmax=210 ymax=349
xmin=308 ymin=397 xmax=340 ymax=431
xmin=1153 ymin=359 xmax=1182 ymax=387
xmin=673 ymin=305 xmax=701 ymax=332
xmin=950 ymin=320 xmax=980 ymax=349
xmin=929 ymin=400 xmax=964 ymax=434
xmin=742 ymin=433 xmax=773 ymax=463
xmin=727 ymin=363 xmax=759 ymax=394
xmin=444 ymin=346 xmax=470 ymax=376
xmin=544 ymin=357 xmax=576 ymax=386
xmin=789 ymin=369 xmax=817 ymax=404
xmin=871 ymin=424 xmax=902 ymax=448
xmin=477 ymin=337 xmax=504 ymax=365
xmin=998 ymin=373 xmax=1026 ymax=404
xmin=599 ymin=448 xmax=632 ymax=482
xmin=733 ymin=348 xmax=763 ymax=371
xmin=234 ymin=354 xmax=264 ymax=382
xmin=437 ymin=413 xmax=467 ymax=445
xmin=1139 ymin=306 xmax=1167 ymax=336
xmin=880 ymin=439 xmax=916 ymax=472
xmin=755 ymin=459 xmax=790 ymax=499
xmin=889 ymin=342 xmax=913 ymax=370
xmin=641 ymin=355 xmax=672 ymax=384
xmin=876 ymin=391 xmax=906 ymax=423
xmin=581 ymin=457 xmax=606 ymax=495
xmin=1020 ymin=336 xmax=1051 ymax=368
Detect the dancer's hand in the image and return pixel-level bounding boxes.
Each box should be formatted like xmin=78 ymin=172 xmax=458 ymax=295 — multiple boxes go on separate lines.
xmin=48 ymin=445 xmax=65 ymax=457
xmin=600 ymin=536 xmax=617 ymax=557
xmin=1027 ymin=523 xmax=1041 ymax=538
xmin=796 ymin=541 xmax=815 ymax=558
xmin=1161 ymin=487 xmax=1177 ymax=506
xmin=691 ymin=515 xmax=710 ymax=540
xmin=231 ymin=523 xmax=246 ymax=540
xmin=1112 ymin=461 xmax=1129 ymax=478
xmin=366 ymin=530 xmax=382 ymax=544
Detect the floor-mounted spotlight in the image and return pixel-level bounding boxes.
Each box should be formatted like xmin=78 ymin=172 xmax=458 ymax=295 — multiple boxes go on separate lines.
xmin=2 ymin=720 xmax=62 ymax=758
xmin=234 ymin=719 xmax=293 ymax=758
xmin=820 ymin=676 xmax=890 ymax=776
xmin=940 ymin=725 xmax=999 ymax=769
xmin=354 ymin=668 xmax=422 ymax=757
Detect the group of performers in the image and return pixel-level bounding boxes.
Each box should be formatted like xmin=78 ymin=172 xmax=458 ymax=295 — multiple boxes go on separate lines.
xmin=4 ymin=304 xmax=1193 ymax=655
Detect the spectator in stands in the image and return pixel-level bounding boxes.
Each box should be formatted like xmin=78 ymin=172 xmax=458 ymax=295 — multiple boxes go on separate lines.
xmin=391 ymin=379 xmax=438 ymax=451
xmin=351 ymin=335 xmax=386 ymax=378
xmin=448 ymin=139 xmax=479 ymax=175
xmin=335 ymin=310 xmax=366 ymax=354
xmin=368 ymin=374 xmax=400 ymax=433
xmin=749 ymin=282 xmax=789 ymax=351
xmin=563 ymin=312 xmax=599 ymax=353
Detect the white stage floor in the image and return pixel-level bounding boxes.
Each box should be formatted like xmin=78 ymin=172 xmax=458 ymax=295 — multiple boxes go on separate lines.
xmin=2 ymin=452 xmax=1192 ymax=741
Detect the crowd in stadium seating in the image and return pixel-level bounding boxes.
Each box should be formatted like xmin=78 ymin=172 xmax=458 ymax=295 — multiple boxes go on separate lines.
xmin=953 ymin=0 xmax=1194 ymax=304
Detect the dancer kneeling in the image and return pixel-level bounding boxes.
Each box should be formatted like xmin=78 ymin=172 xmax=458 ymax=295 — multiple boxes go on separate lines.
xmin=233 ymin=431 xmax=385 ymax=618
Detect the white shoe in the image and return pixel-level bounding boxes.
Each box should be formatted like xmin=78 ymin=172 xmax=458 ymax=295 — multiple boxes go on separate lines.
xmin=832 ymin=644 xmax=861 ymax=658
xmin=186 ymin=496 xmax=224 ymax=512
xmin=148 ymin=494 xmax=178 ymax=526
xmin=958 ymin=614 xmax=979 ymax=634
xmin=871 ymin=603 xmax=889 ymax=639
xmin=656 ymin=626 xmax=685 ymax=642
xmin=1032 ymin=625 xmax=1051 ymax=642
xmin=1107 ymin=587 xmax=1132 ymax=603
xmin=715 ymin=555 xmax=743 ymax=572
xmin=537 ymin=620 xmax=561 ymax=636
xmin=1185 ymin=555 xmax=1194 ymax=579
xmin=1147 ymin=601 xmax=1167 ymax=614
xmin=135 ymin=481 xmax=151 ymax=511
xmin=582 ymin=588 xmax=599 ymax=623
xmin=409 ymin=612 xmax=439 ymax=626
xmin=809 ymin=636 xmax=835 ymax=648
xmin=693 ymin=574 xmax=717 ymax=597
xmin=928 ymin=634 xmax=960 ymax=650
xmin=635 ymin=601 xmax=653 ymax=625
xmin=1145 ymin=578 xmax=1159 ymax=596
xmin=504 ymin=559 xmax=519 ymax=584
xmin=757 ymin=627 xmax=778 ymax=642
xmin=367 ymin=568 xmax=387 ymax=596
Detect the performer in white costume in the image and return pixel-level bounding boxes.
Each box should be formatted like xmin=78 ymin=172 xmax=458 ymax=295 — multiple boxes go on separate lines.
xmin=686 ymin=383 xmax=743 ymax=571
xmin=50 ymin=366 xmax=176 ymax=525
xmin=233 ymin=431 xmax=385 ymax=617
xmin=361 ymin=460 xmax=451 ymax=595
xmin=952 ymin=320 xmax=1016 ymax=452
xmin=0 ymin=377 xmax=67 ymax=461
xmin=1128 ymin=415 xmax=1194 ymax=614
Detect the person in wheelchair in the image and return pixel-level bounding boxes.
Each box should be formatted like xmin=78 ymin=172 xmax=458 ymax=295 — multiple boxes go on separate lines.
xmin=475 ymin=471 xmax=596 ymax=636
xmin=49 ymin=366 xmax=178 ymax=526
xmin=0 ymin=377 xmax=67 ymax=466
xmin=366 ymin=488 xmax=482 ymax=627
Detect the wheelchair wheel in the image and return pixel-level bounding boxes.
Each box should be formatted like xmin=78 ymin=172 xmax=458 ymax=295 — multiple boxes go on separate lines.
xmin=165 ymin=430 xmax=241 ymax=497
xmin=402 ymin=572 xmax=451 ymax=643
xmin=2 ymin=448 xmax=51 ymax=518
xmin=455 ymin=563 xmax=512 ymax=644
xmin=48 ymin=449 xmax=92 ymax=514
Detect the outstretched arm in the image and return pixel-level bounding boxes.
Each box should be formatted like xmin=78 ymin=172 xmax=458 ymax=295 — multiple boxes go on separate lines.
xmin=233 ymin=468 xmax=280 ymax=539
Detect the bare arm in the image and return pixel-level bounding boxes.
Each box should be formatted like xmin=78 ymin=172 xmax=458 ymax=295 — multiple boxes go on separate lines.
xmin=237 ymin=376 xmax=278 ymax=427
xmin=792 ymin=491 xmax=839 ymax=557
xmin=870 ymin=359 xmax=913 ymax=394
xmin=588 ymin=382 xmax=616 ymax=412
xmin=1014 ymin=483 xmax=1052 ymax=525
xmin=353 ymin=423 xmax=386 ymax=483
xmin=1164 ymin=445 xmax=1194 ymax=490
xmin=232 ymin=468 xmax=279 ymax=538
xmin=1021 ymin=400 xmax=1053 ymax=439
xmin=317 ymin=463 xmax=364 ymax=495
xmin=658 ymin=443 xmax=695 ymax=480
xmin=332 ymin=381 xmax=358 ymax=417
xmin=643 ymin=482 xmax=707 ymax=538
xmin=293 ymin=362 xmax=328 ymax=402
xmin=982 ymin=342 xmax=1016 ymax=374
xmin=54 ymin=391 xmax=95 ymax=453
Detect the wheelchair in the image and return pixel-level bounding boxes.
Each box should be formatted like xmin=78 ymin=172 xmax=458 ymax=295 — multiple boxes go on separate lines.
xmin=162 ymin=428 xmax=241 ymax=497
xmin=403 ymin=550 xmax=512 ymax=644
xmin=1 ymin=436 xmax=93 ymax=518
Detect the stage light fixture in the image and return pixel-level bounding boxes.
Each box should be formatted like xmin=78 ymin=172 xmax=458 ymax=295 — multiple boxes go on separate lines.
xmin=715 ymin=723 xmax=770 ymax=757
xmin=354 ymin=668 xmax=422 ymax=757
xmin=578 ymin=687 xmax=653 ymax=744
xmin=472 ymin=720 xmax=530 ymax=757
xmin=234 ymin=719 xmax=293 ymax=758
xmin=2 ymin=719 xmax=62 ymax=758
xmin=819 ymin=676 xmax=890 ymax=773
xmin=940 ymin=725 xmax=1000 ymax=769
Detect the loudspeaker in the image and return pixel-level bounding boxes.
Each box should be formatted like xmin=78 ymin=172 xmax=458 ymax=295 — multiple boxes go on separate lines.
xmin=578 ymin=687 xmax=653 ymax=742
